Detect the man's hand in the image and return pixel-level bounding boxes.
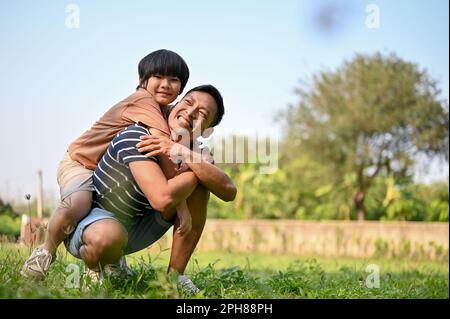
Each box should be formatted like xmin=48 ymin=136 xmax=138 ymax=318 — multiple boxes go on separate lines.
xmin=137 ymin=135 xmax=188 ymax=162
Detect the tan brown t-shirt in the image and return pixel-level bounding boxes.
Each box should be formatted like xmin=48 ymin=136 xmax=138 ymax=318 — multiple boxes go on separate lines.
xmin=68 ymin=88 xmax=171 ymax=170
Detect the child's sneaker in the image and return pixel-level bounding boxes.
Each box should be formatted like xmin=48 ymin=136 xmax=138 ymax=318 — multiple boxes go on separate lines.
xmin=20 ymin=246 xmax=56 ymax=280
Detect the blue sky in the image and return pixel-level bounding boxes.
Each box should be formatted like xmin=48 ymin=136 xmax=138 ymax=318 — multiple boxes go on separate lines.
xmin=0 ymin=0 xmax=448 ymax=202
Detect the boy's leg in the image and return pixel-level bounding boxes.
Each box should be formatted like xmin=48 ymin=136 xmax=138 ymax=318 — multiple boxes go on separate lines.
xmin=168 ymin=185 xmax=209 ymax=274
xmin=44 ymin=190 xmax=93 ymax=255
xmin=21 ymin=152 xmax=95 ymax=279
xmin=20 ymin=191 xmax=93 ymax=279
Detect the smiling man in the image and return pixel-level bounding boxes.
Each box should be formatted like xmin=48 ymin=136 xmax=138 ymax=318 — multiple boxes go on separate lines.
xmin=64 ymin=85 xmax=236 ymax=294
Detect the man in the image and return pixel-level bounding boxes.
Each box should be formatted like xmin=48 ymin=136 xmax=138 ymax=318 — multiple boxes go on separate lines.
xmin=64 ymin=85 xmax=236 ymax=294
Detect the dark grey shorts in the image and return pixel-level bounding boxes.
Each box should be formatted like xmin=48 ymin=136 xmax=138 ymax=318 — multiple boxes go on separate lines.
xmin=65 ymin=207 xmax=173 ymax=259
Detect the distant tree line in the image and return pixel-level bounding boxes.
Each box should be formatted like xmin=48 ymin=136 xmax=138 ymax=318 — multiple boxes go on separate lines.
xmin=209 ymin=52 xmax=449 ymax=221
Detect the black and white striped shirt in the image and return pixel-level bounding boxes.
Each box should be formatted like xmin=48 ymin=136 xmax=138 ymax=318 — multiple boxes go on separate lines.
xmin=92 ymin=124 xmax=157 ymax=224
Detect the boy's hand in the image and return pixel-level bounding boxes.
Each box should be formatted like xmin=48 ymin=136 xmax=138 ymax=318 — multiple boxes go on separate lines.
xmin=176 ymin=200 xmax=192 ymax=236
xmin=137 ymin=135 xmax=189 ymax=163
xmin=176 ymin=163 xmax=191 ymax=176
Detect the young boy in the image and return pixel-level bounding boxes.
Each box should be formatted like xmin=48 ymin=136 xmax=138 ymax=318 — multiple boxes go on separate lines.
xmin=21 ymin=49 xmax=191 ymax=280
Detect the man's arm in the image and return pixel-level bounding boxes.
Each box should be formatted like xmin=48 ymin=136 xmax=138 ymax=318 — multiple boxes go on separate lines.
xmin=182 ymin=148 xmax=236 ymax=202
xmin=129 ymin=160 xmax=198 ymax=215
xmin=115 ymin=124 xmax=195 ymax=234
xmin=137 ymin=135 xmax=237 ymax=202
xmin=149 ymin=128 xmax=193 ymax=235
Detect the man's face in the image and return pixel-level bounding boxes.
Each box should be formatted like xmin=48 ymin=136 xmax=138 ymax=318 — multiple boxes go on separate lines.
xmin=145 ymin=75 xmax=181 ymax=106
xmin=168 ymin=91 xmax=218 ymax=140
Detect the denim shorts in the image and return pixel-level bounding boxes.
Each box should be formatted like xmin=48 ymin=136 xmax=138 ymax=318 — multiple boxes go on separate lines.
xmin=64 ymin=207 xmax=173 ymax=259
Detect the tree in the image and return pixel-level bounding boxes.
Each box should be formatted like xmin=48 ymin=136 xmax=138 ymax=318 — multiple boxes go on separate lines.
xmin=208 ymin=135 xmax=299 ymax=220
xmin=279 ymin=52 xmax=449 ymax=220
xmin=0 ymin=198 xmax=17 ymax=218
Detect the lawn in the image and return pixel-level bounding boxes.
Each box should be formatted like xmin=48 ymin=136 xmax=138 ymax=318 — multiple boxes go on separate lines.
xmin=0 ymin=243 xmax=448 ymax=299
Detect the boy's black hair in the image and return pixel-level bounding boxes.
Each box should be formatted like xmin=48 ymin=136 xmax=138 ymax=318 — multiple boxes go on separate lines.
xmin=184 ymin=84 xmax=224 ymax=127
xmin=137 ymin=49 xmax=190 ymax=94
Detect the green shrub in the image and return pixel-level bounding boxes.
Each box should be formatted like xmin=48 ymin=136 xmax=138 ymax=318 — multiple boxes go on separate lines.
xmin=0 ymin=215 xmax=21 ymax=239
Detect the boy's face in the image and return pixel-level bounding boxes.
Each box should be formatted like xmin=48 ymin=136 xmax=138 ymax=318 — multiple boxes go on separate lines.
xmin=145 ymin=75 xmax=181 ymax=106
xmin=168 ymin=91 xmax=218 ymax=139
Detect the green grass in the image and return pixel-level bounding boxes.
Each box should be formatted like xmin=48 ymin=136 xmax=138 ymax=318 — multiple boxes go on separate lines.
xmin=0 ymin=243 xmax=448 ymax=299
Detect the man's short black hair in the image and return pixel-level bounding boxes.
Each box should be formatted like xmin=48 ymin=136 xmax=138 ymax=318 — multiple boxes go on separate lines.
xmin=137 ymin=49 xmax=190 ymax=94
xmin=184 ymin=84 xmax=224 ymax=127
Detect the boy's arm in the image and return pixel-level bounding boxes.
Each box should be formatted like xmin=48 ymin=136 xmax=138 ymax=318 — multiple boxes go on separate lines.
xmin=149 ymin=128 xmax=177 ymax=178
xmin=122 ymin=99 xmax=171 ymax=137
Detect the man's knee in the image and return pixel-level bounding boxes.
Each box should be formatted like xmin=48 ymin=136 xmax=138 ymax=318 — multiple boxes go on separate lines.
xmin=186 ymin=185 xmax=209 ymax=232
xmin=83 ymin=220 xmax=128 ymax=254
xmin=191 ymin=185 xmax=210 ymax=203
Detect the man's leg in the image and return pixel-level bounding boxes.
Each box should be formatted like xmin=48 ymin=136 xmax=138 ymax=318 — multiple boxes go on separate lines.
xmin=168 ymin=185 xmax=209 ymax=274
xmin=80 ymin=219 xmax=128 ymax=270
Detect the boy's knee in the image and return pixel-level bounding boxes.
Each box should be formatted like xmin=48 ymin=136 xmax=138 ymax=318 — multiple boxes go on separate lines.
xmin=52 ymin=193 xmax=94 ymax=235
xmin=56 ymin=195 xmax=91 ymax=223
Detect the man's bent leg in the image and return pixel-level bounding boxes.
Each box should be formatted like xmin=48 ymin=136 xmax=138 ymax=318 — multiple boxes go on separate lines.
xmin=168 ymin=185 xmax=209 ymax=274
xmin=80 ymin=219 xmax=128 ymax=270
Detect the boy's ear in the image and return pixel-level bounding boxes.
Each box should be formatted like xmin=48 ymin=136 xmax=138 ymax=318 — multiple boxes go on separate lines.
xmin=202 ymin=127 xmax=214 ymax=138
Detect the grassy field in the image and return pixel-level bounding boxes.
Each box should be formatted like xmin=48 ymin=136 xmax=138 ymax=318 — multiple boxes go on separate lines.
xmin=0 ymin=243 xmax=448 ymax=299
